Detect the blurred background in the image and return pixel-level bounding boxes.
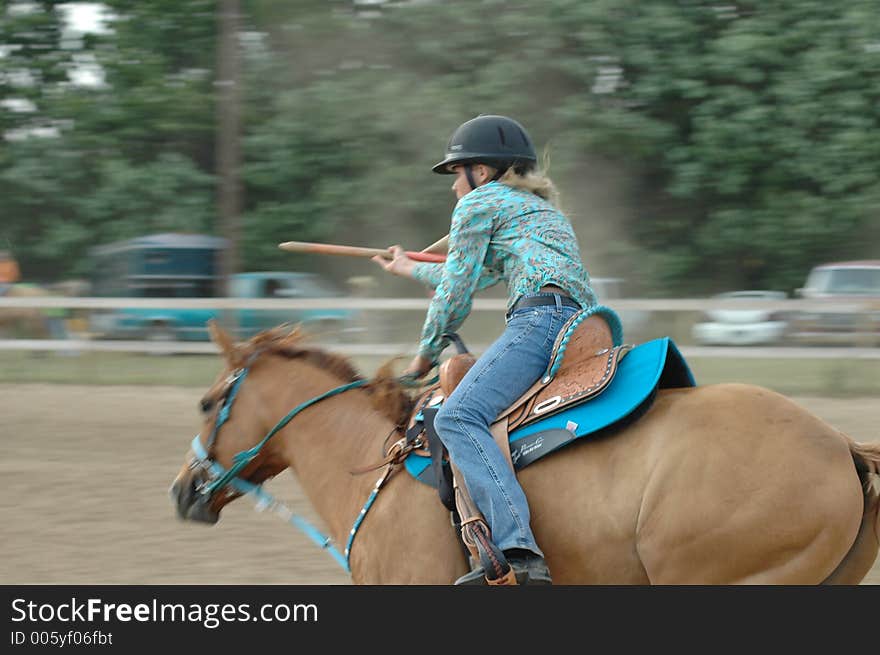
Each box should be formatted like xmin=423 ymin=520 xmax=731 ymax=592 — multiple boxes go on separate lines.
xmin=0 ymin=1 xmax=878 ymax=584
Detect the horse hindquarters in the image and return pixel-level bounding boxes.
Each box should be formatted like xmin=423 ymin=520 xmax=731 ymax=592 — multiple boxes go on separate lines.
xmin=521 ymin=384 xmax=868 ymax=584
xmin=632 ymin=384 xmax=866 ymax=584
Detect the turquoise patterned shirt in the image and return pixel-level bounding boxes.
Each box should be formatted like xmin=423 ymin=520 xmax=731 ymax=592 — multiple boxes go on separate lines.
xmin=412 ymin=181 xmax=623 ymax=362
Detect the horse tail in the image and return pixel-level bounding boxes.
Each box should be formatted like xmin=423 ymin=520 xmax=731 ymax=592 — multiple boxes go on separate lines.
xmin=821 ymin=437 xmax=880 ymax=584
xmin=850 ymin=439 xmax=880 ymax=498
xmin=850 ymin=437 xmax=880 ymax=540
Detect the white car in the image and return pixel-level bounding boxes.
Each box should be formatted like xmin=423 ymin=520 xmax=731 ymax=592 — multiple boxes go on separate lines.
xmin=692 ymin=290 xmax=789 ymax=346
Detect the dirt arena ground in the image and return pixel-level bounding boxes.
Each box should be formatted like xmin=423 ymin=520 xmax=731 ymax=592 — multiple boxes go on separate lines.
xmin=2 ymin=383 xmax=878 ymax=585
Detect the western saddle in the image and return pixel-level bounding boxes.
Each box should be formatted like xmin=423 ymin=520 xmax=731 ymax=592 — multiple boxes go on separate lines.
xmin=406 ymin=310 xmax=630 ymax=584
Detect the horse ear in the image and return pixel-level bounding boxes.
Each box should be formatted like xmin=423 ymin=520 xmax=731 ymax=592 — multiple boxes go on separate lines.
xmin=208 ymin=319 xmax=240 ymax=366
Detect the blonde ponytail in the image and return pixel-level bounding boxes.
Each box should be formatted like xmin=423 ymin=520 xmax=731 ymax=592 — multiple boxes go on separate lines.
xmin=497 ymin=149 xmax=559 ymax=207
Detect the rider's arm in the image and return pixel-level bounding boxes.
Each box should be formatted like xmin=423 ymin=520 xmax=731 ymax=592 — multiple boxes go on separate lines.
xmin=416 ymin=195 xmax=495 ymax=363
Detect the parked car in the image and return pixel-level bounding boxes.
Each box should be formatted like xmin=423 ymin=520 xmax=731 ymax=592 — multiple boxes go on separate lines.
xmin=87 ymin=233 xmax=358 ymax=343
xmin=787 ymin=260 xmax=880 ymax=346
xmin=692 ymin=290 xmax=790 ymax=346
xmin=91 ymin=270 xmax=358 ymax=343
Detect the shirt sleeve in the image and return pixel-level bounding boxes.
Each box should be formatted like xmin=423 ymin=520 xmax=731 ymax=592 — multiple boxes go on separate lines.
xmin=411 ymin=262 xmax=444 ymax=288
xmin=416 ymin=195 xmax=495 ymax=362
xmin=412 ymin=261 xmax=503 ymax=291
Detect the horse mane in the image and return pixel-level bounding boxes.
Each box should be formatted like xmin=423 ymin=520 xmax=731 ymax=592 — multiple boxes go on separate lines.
xmin=239 ymin=324 xmax=416 ymax=428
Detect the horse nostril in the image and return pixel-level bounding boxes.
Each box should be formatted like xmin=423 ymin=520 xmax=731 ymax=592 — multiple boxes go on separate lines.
xmin=200 ymin=399 xmax=213 ymax=413
xmin=170 ymin=474 xmax=199 ymax=518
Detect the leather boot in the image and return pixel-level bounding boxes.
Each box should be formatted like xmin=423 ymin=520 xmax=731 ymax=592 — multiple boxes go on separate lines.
xmin=454 ymin=550 xmax=552 ymax=585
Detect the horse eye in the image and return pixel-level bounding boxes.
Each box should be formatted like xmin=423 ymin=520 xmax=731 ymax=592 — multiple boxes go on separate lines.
xmin=200 ymin=398 xmax=214 ymax=414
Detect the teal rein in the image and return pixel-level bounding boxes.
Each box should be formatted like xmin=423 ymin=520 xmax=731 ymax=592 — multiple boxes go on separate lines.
xmin=191 ymin=368 xmax=422 ymax=574
xmin=191 ymin=433 xmax=350 ymax=570
xmin=199 ymin=377 xmax=368 ymax=497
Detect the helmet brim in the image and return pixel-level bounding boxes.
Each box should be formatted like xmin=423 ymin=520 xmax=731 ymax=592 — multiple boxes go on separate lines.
xmin=431 ymin=153 xmax=481 ymax=174
xmin=432 ymin=153 xmax=536 ymax=175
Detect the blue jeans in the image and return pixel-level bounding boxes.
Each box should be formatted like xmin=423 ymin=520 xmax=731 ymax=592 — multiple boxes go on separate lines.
xmin=434 ymin=294 xmax=581 ymax=556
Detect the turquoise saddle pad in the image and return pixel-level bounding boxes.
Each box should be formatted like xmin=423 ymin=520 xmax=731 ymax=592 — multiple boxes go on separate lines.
xmin=404 ymin=337 xmax=695 ymax=484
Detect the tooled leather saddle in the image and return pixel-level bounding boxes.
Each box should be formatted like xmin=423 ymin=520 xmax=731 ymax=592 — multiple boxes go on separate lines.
xmin=403 ymin=311 xmax=630 ymax=474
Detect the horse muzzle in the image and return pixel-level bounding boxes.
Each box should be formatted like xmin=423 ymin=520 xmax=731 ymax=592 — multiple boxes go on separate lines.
xmin=169 ymin=471 xmax=220 ymax=525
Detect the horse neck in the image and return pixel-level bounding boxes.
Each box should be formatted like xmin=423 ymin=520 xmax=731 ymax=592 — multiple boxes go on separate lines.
xmin=254 ymin=358 xmax=399 ymax=545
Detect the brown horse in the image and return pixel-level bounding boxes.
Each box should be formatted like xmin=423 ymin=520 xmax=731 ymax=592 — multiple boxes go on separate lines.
xmin=170 ymin=323 xmax=880 ymax=584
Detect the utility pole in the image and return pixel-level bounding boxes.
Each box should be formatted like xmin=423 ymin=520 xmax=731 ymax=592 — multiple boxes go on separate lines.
xmin=216 ymin=0 xmax=242 ymax=302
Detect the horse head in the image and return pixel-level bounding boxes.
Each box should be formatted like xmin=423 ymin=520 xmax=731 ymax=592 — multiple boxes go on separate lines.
xmin=170 ymin=321 xmax=286 ymax=523
xmin=169 ymin=320 xmax=413 ymax=528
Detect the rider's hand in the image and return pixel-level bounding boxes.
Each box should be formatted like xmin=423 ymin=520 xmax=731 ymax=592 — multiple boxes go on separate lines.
xmin=371 ymin=245 xmax=416 ymax=279
xmin=401 ymin=355 xmax=433 ymax=379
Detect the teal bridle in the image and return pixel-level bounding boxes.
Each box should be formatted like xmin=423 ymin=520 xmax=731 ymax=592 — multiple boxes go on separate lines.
xmin=187 ymin=365 xmax=392 ymax=573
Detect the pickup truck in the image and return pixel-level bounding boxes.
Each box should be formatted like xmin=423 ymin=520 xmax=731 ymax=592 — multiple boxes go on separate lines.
xmin=89 ymin=271 xmax=358 ymax=343
xmin=787 ymin=260 xmax=880 ymax=346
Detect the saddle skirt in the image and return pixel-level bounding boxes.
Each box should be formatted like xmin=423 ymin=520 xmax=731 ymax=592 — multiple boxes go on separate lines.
xmin=404 ymin=336 xmax=696 ymax=485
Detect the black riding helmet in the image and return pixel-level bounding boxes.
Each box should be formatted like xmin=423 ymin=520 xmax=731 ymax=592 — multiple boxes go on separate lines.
xmin=432 ymin=114 xmax=538 ymax=175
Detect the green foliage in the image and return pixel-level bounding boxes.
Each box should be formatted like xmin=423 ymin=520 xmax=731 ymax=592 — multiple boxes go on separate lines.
xmin=2 ymin=0 xmax=878 ymax=295
xmin=0 ymin=1 xmax=70 ymax=136
xmin=78 ymin=153 xmax=215 ymax=240
xmin=576 ymin=1 xmax=880 ymax=293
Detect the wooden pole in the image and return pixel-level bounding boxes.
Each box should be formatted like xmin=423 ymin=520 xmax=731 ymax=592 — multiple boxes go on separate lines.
xmin=278 ymin=241 xmax=446 ymax=263
xmin=217 ymin=0 xmax=242 ymax=299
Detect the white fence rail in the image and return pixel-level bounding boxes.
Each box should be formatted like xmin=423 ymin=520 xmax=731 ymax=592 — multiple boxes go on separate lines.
xmin=1 ymin=296 xmax=879 ymax=358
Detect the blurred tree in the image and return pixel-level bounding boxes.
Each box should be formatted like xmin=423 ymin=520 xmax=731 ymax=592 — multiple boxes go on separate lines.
xmin=1 ymin=0 xmax=218 ymax=280
xmin=89 ymin=0 xmax=216 ymax=166
xmin=570 ymin=1 xmax=880 ymax=293
xmin=281 ymin=0 xmax=880 ymax=294
xmin=0 ymin=1 xmax=92 ymax=278
xmin=0 ymin=137 xmax=89 ymax=279
xmin=2 ymin=0 xmax=877 ymax=296
xmin=0 ymin=1 xmax=72 ymax=139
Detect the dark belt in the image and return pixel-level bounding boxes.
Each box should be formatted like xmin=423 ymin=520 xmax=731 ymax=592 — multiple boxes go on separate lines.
xmin=508 ymin=293 xmax=581 ymax=316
